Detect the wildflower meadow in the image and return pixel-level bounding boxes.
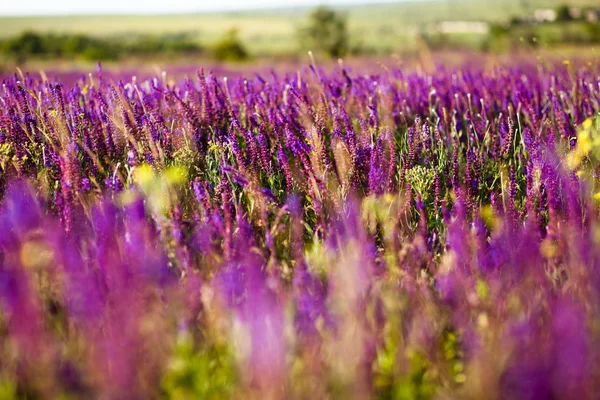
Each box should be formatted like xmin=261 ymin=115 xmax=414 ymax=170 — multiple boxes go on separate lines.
xmin=1 ymin=59 xmax=600 ymax=398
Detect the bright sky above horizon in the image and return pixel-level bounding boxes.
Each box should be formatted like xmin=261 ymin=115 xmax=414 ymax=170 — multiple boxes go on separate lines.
xmin=0 ymin=0 xmax=404 ymax=16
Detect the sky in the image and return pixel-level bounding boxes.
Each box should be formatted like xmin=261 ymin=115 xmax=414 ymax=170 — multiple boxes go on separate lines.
xmin=0 ymin=0 xmax=404 ymax=16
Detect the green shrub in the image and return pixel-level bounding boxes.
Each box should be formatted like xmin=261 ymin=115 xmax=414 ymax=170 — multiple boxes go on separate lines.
xmin=212 ymin=29 xmax=248 ymax=62
xmin=81 ymin=42 xmax=120 ymax=61
xmin=298 ymin=7 xmax=349 ymax=58
xmin=3 ymin=31 xmax=45 ymax=61
xmin=555 ymin=5 xmax=573 ymax=22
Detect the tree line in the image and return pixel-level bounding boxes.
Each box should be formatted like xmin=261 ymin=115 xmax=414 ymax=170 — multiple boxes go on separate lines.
xmin=0 ymin=7 xmax=350 ymax=63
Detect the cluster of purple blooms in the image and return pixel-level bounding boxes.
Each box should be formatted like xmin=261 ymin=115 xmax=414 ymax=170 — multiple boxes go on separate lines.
xmin=1 ymin=59 xmax=600 ymax=398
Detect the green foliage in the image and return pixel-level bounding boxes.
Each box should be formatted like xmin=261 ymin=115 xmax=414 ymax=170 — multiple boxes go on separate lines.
xmin=61 ymin=34 xmax=96 ymax=56
xmin=212 ymin=29 xmax=249 ymax=62
xmin=298 ymin=7 xmax=349 ymax=58
xmin=555 ymin=4 xmax=573 ymax=22
xmin=80 ymin=42 xmax=120 ymax=62
xmin=0 ymin=32 xmax=202 ymax=62
xmin=161 ymin=332 xmax=237 ymax=399
xmin=404 ymin=166 xmax=437 ymax=201
xmin=3 ymin=31 xmax=45 ymax=62
xmin=1 ymin=32 xmax=116 ymax=61
xmin=0 ymin=143 xmax=14 ymax=172
xmin=375 ymin=348 xmax=438 ymax=400
xmin=489 ymin=23 xmax=510 ymax=39
xmin=125 ymin=34 xmax=202 ymax=56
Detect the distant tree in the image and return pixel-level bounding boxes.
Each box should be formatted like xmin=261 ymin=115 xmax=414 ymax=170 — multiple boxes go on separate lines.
xmin=128 ymin=35 xmax=165 ymax=55
xmin=298 ymin=6 xmax=348 ymax=58
xmin=555 ymin=5 xmax=573 ymax=22
xmin=3 ymin=31 xmax=45 ymax=61
xmin=163 ymin=34 xmax=203 ymax=55
xmin=81 ymin=42 xmax=120 ymax=62
xmin=509 ymin=17 xmax=524 ymax=26
xmin=212 ymin=29 xmax=249 ymax=62
xmin=61 ymin=34 xmax=95 ymax=56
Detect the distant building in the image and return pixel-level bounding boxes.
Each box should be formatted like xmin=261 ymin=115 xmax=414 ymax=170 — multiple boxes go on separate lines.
xmin=562 ymin=7 xmax=600 ymax=23
xmin=534 ymin=9 xmax=557 ymax=23
xmin=584 ymin=8 xmax=600 ymax=23
xmin=532 ymin=7 xmax=599 ymax=24
xmin=568 ymin=7 xmax=583 ymax=20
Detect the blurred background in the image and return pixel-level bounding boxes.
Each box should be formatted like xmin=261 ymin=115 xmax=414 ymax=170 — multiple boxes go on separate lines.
xmin=1 ymin=0 xmax=599 ymax=71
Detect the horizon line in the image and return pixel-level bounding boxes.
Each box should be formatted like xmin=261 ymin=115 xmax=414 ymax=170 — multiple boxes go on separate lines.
xmin=0 ymin=0 xmax=434 ymax=18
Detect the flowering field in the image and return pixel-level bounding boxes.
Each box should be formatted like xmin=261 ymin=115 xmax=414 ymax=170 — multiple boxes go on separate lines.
xmin=1 ymin=59 xmax=600 ymax=399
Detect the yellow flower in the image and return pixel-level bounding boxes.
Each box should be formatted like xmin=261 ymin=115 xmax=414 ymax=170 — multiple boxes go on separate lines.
xmin=566 ymin=151 xmax=582 ymax=170
xmin=165 ymin=166 xmax=187 ymax=186
xmin=133 ymin=164 xmax=155 ymax=192
xmin=132 ymin=163 xmax=187 ymax=214
xmin=578 ymin=129 xmax=592 ymax=155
